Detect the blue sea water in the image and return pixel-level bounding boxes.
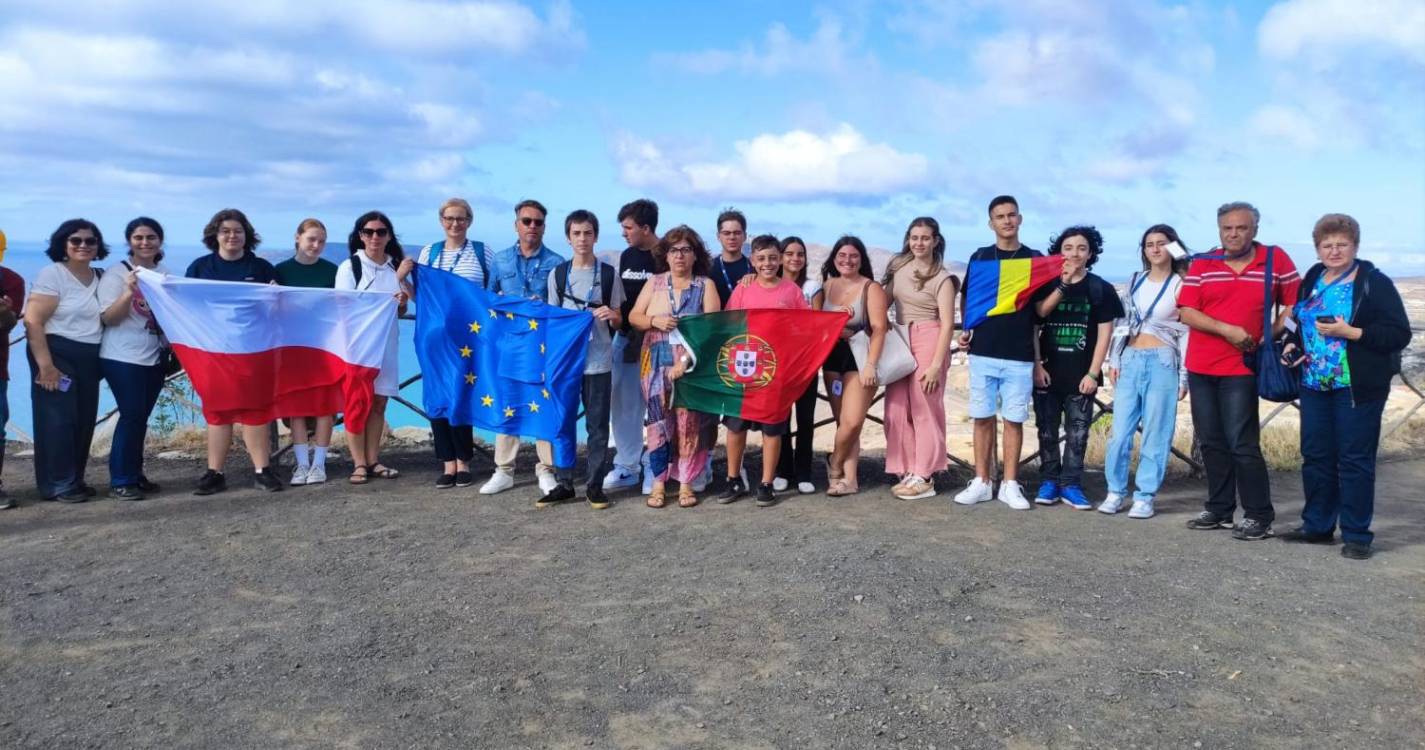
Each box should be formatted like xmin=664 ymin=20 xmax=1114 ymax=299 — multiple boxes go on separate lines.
xmin=1 ymin=242 xmax=531 ymax=440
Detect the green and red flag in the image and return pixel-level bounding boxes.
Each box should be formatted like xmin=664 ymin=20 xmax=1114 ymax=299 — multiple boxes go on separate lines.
xmin=672 ymin=309 xmax=844 ymax=423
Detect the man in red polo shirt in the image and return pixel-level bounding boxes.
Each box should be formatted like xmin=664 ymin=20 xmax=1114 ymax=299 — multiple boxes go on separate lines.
xmin=1178 ymin=202 xmax=1300 ymax=540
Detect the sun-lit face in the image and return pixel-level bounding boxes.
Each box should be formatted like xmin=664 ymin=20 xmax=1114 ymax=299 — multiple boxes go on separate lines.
xmin=908 ymin=225 xmax=935 ymax=259
xmin=1143 ymin=232 xmax=1171 ymax=268
xmin=1218 ymin=209 xmax=1257 ymax=256
xmin=834 ymin=245 xmax=862 ymax=277
xmin=216 ymin=220 xmax=246 ymax=256
xmin=781 ymin=242 xmax=807 ymax=276
xmin=1316 ymin=232 xmax=1357 ymax=272
xmin=515 ymin=207 xmax=546 ymax=250
xmin=717 ymin=220 xmax=745 ymax=257
xmin=296 ymin=227 xmax=326 ymax=262
xmin=440 ymin=207 xmax=472 ymax=241
xmin=567 ymin=221 xmax=597 ymax=257
xmin=66 ymin=228 xmax=99 ymax=262
xmin=665 ymin=241 xmax=694 ymax=275
xmin=752 ymin=246 xmax=781 ymax=280
xmin=1059 ymin=234 xmax=1091 ymax=270
xmin=989 ymin=203 xmax=1022 ymax=241
xmin=359 ymin=219 xmax=390 ymax=256
xmin=128 ymin=226 xmax=162 ymax=263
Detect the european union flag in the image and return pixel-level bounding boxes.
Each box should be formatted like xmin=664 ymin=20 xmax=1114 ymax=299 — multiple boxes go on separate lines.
xmin=413 ymin=266 xmax=593 ymax=468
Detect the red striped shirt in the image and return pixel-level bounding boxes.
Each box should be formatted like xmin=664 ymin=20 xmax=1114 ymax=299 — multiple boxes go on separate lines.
xmin=1178 ymin=244 xmax=1300 ymax=377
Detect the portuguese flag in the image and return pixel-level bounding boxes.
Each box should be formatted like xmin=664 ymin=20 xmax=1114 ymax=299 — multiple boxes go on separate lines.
xmin=673 ymin=309 xmax=845 ymax=423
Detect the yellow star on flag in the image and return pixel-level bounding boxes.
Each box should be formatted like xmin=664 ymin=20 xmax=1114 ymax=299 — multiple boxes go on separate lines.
xmin=539 ymin=343 xmax=546 ymax=354
xmin=468 ymin=321 xmax=482 ymax=333
xmin=489 ymin=309 xmax=498 ymax=318
xmin=481 ymin=394 xmax=494 ymax=407
xmin=464 ymin=373 xmax=476 ymax=384
xmin=503 ymin=406 xmax=516 ymax=418
xmin=459 ymin=345 xmax=472 ymax=357
xmin=527 ymin=401 xmax=541 ymax=413
xmin=505 ymin=312 xmax=515 ymax=320
xmin=528 ymin=319 xmax=538 ymax=330
xmin=541 ymin=388 xmax=550 ymax=399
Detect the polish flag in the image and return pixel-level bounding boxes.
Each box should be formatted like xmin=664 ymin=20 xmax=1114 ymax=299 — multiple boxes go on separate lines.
xmin=136 ymin=269 xmax=396 ymax=431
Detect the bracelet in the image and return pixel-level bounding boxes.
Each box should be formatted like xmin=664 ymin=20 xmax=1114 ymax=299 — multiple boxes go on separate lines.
xmin=1056 ymin=281 xmax=1070 ymax=294
xmin=1087 ymin=371 xmax=1100 ymax=381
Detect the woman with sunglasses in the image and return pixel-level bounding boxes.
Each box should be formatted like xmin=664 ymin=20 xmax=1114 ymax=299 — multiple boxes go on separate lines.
xmin=335 ymin=211 xmax=411 ymax=485
xmin=97 ymin=217 xmax=173 ymax=501
xmin=24 ymin=219 xmax=110 ymax=502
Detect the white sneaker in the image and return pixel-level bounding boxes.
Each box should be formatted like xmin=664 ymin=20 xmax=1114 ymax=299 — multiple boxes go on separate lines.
xmin=797 ymin=481 xmax=815 ymax=495
xmin=289 ymin=465 xmax=311 ymax=486
xmin=953 ymin=477 xmax=994 ymax=505
xmin=1098 ymin=492 xmax=1126 ymax=515
xmin=602 ymin=465 xmax=639 ymax=490
xmin=479 ymin=471 xmax=514 ymax=495
xmin=305 ymin=464 xmax=327 ymax=485
xmin=772 ymin=476 xmax=789 ymax=492
xmin=997 ymin=480 xmax=1031 ymax=510
xmin=1127 ymin=499 xmax=1156 ymax=519
xmin=537 ymin=470 xmax=559 ymax=494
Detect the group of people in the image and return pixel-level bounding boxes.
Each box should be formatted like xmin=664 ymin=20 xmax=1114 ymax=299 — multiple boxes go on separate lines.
xmin=3 ymin=196 xmax=1411 ymax=560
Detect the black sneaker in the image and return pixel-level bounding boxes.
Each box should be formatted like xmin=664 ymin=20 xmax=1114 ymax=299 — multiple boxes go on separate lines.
xmin=717 ymin=476 xmax=747 ymax=504
xmin=1279 ymin=527 xmax=1335 ymax=544
xmin=0 ymin=489 xmax=13 ymax=510
xmin=108 ymin=486 xmax=146 ymax=501
xmin=587 ymin=485 xmax=610 ymax=510
xmin=1185 ymin=511 xmax=1233 ymax=530
xmin=536 ymin=484 xmax=577 ymax=508
xmin=435 ymin=473 xmax=456 ymax=489
xmin=755 ymin=482 xmax=778 ymax=507
xmin=254 ymin=470 xmax=284 ymax=493
xmin=454 ymin=470 xmax=474 ymax=488
xmin=1341 ymin=542 xmax=1373 ymax=560
xmin=137 ymin=476 xmax=161 ymax=493
xmin=194 ymin=470 xmax=227 ymax=496
xmin=1231 ymin=518 xmax=1274 ymax=541
xmin=57 ymin=490 xmax=89 ymax=504
xmin=81 ymin=485 xmax=98 ymax=498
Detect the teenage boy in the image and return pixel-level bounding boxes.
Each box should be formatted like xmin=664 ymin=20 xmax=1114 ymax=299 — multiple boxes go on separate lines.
xmin=0 ymin=247 xmax=24 ymax=509
xmin=954 ymin=195 xmax=1040 ymax=510
xmin=483 ymin=199 xmax=565 ymax=496
xmin=715 ymin=235 xmax=808 ymax=507
xmin=604 ymin=198 xmax=660 ymax=492
xmin=1178 ymin=201 xmax=1299 ymax=541
xmin=537 ymin=210 xmax=623 ymax=510
xmin=709 ymin=208 xmax=751 ymax=307
xmin=1028 ymin=227 xmax=1123 ymax=510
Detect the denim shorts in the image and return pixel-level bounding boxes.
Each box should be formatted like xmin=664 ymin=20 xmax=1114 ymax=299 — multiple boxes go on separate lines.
xmin=967 ymin=355 xmax=1034 ymax=423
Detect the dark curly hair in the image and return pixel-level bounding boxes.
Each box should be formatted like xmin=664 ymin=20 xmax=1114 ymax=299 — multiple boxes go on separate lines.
xmin=347 ymin=210 xmax=405 ymax=264
xmin=1048 ymin=225 xmax=1104 ymax=269
xmin=202 ymin=208 xmax=261 ymax=253
xmin=46 ymin=218 xmax=111 ymax=262
xmin=821 ymin=235 xmax=873 ymax=280
xmin=653 ymin=225 xmax=711 ymax=276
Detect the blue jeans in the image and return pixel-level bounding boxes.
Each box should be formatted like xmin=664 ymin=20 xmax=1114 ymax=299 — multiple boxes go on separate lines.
xmin=101 ymin=358 xmax=165 ymax=488
xmin=1299 ymin=388 xmax=1384 ymax=545
xmin=1105 ymin=347 xmax=1180 ymax=501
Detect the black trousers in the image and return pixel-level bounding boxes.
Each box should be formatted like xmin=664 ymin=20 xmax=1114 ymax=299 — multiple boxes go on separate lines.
xmin=29 ymin=335 xmax=101 ymax=499
xmin=430 ymin=418 xmax=474 ymax=463
xmin=1033 ymin=390 xmax=1093 ymax=486
xmin=776 ymin=379 xmax=818 ymax=482
xmin=1188 ymin=372 xmax=1273 ymax=523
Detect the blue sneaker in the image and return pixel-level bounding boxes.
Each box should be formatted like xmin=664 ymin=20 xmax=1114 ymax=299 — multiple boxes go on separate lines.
xmin=1034 ymin=480 xmax=1059 ymax=505
xmin=1060 ymin=485 xmax=1093 ymax=510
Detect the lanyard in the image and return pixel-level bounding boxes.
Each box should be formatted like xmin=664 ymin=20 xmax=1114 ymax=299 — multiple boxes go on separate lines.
xmin=1129 ymin=273 xmax=1173 ymax=329
xmin=565 ymin=265 xmax=600 ymax=309
xmin=439 ymin=241 xmax=470 ymax=274
xmin=1301 ymin=261 xmax=1357 ymax=308
xmin=715 ymin=257 xmax=740 ymax=292
xmin=666 ymin=276 xmax=697 ymax=315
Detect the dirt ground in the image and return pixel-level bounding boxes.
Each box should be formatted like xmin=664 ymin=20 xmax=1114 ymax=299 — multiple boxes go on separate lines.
xmin=1 ymin=446 xmax=1422 ymax=750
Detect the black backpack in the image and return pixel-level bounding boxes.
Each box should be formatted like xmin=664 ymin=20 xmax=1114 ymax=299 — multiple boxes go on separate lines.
xmin=350 ymin=252 xmax=397 ymax=288
xmin=553 ymin=260 xmax=615 ymax=309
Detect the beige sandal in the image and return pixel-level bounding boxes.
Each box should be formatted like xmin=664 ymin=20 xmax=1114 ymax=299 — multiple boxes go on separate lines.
xmin=647 ymin=487 xmax=666 ymax=509
xmin=678 ymin=486 xmax=699 ymax=508
xmin=826 ymin=478 xmax=859 ymax=497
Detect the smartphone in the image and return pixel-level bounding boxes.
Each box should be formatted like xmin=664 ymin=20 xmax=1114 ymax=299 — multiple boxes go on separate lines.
xmin=1315 ymin=315 xmax=1336 ymax=324
xmin=1164 ymin=240 xmax=1187 ymax=260
xmin=58 ymin=375 xmax=72 ymax=392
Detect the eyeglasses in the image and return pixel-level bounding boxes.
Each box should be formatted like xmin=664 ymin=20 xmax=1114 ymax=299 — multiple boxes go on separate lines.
xmin=441 ymin=215 xmax=471 ymax=224
xmin=667 ymin=246 xmax=694 ymax=255
xmin=360 ymin=228 xmax=391 ymax=238
xmin=67 ymin=236 xmax=99 ymax=247
xmin=519 ymin=217 xmax=545 ymax=228
xmin=217 ymin=228 xmax=244 ymax=237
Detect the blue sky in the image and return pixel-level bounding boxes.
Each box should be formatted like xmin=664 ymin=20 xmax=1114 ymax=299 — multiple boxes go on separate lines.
xmin=2 ymin=0 xmax=1423 ymax=277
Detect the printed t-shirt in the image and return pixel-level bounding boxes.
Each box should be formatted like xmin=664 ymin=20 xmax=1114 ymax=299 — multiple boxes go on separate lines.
xmin=1031 ymin=272 xmax=1123 ymax=393
xmin=98 ymin=261 xmax=172 ymax=365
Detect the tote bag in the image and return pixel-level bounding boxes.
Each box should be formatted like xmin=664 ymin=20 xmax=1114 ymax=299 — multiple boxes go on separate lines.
xmin=846 ymin=281 xmax=916 ymax=384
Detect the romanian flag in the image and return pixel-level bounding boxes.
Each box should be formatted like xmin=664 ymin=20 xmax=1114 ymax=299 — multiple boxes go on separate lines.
xmin=673 ymin=310 xmax=844 ymax=423
xmin=961 ymin=255 xmax=1065 ymax=330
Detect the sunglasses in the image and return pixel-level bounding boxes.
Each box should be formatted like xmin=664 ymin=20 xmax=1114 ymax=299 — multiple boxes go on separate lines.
xmin=67 ymin=236 xmax=99 ymax=248
xmin=519 ymin=217 xmax=545 ymax=228
xmin=360 ymin=227 xmax=391 ymax=238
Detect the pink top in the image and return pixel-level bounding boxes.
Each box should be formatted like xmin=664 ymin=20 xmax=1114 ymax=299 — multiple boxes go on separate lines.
xmin=727 ymin=278 xmax=810 ymax=311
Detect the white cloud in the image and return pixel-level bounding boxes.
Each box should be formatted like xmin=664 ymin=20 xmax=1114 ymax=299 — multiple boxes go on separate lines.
xmin=666 ymin=17 xmax=862 ymax=76
xmin=614 ymin=124 xmax=929 ymax=201
xmin=1259 ymin=0 xmax=1425 ymax=65
xmin=1248 ymin=105 xmax=1323 ymax=149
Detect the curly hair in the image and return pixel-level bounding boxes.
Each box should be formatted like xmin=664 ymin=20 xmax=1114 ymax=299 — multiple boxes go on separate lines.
xmin=202 ymin=208 xmax=261 ymax=253
xmin=654 ymin=225 xmax=712 ymax=276
xmin=1048 ymin=225 xmax=1104 ymax=269
xmin=1312 ymin=213 xmax=1360 ymax=248
xmin=46 ymin=218 xmax=111 ymax=262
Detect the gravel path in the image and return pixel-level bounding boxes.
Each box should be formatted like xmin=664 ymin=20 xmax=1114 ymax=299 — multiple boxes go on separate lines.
xmin=2 ymin=449 xmax=1421 ymax=749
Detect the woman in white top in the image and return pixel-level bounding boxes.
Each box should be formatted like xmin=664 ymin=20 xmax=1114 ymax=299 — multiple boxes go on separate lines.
xmin=773 ymin=236 xmax=821 ymax=495
xmin=24 ymin=219 xmax=109 ymax=502
xmin=1100 ymin=224 xmax=1191 ymax=519
xmin=335 ymin=211 xmax=411 ymax=484
xmin=98 ymin=217 xmax=172 ymax=500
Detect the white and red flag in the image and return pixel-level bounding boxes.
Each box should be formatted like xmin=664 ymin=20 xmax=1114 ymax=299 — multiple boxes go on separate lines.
xmin=136 ymin=269 xmax=396 ymax=431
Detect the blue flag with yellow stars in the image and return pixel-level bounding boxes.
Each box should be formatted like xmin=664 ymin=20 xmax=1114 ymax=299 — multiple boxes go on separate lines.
xmin=413 ymin=265 xmax=593 ymax=468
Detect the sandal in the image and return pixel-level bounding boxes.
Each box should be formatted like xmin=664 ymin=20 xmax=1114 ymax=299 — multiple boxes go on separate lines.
xmin=826 ymin=478 xmax=859 ymax=497
xmin=647 ymin=487 xmax=666 ymax=509
xmin=678 ymin=486 xmax=699 ymax=508
xmin=369 ymin=464 xmax=400 ymax=479
xmin=349 ymin=466 xmax=370 ymax=485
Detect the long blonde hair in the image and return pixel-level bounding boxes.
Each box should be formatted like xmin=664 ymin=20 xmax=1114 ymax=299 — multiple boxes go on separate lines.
xmin=882 ymin=216 xmax=946 ymax=292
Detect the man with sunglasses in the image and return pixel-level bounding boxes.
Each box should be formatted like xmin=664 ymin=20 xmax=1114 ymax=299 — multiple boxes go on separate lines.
xmin=481 ymin=199 xmax=566 ymax=496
